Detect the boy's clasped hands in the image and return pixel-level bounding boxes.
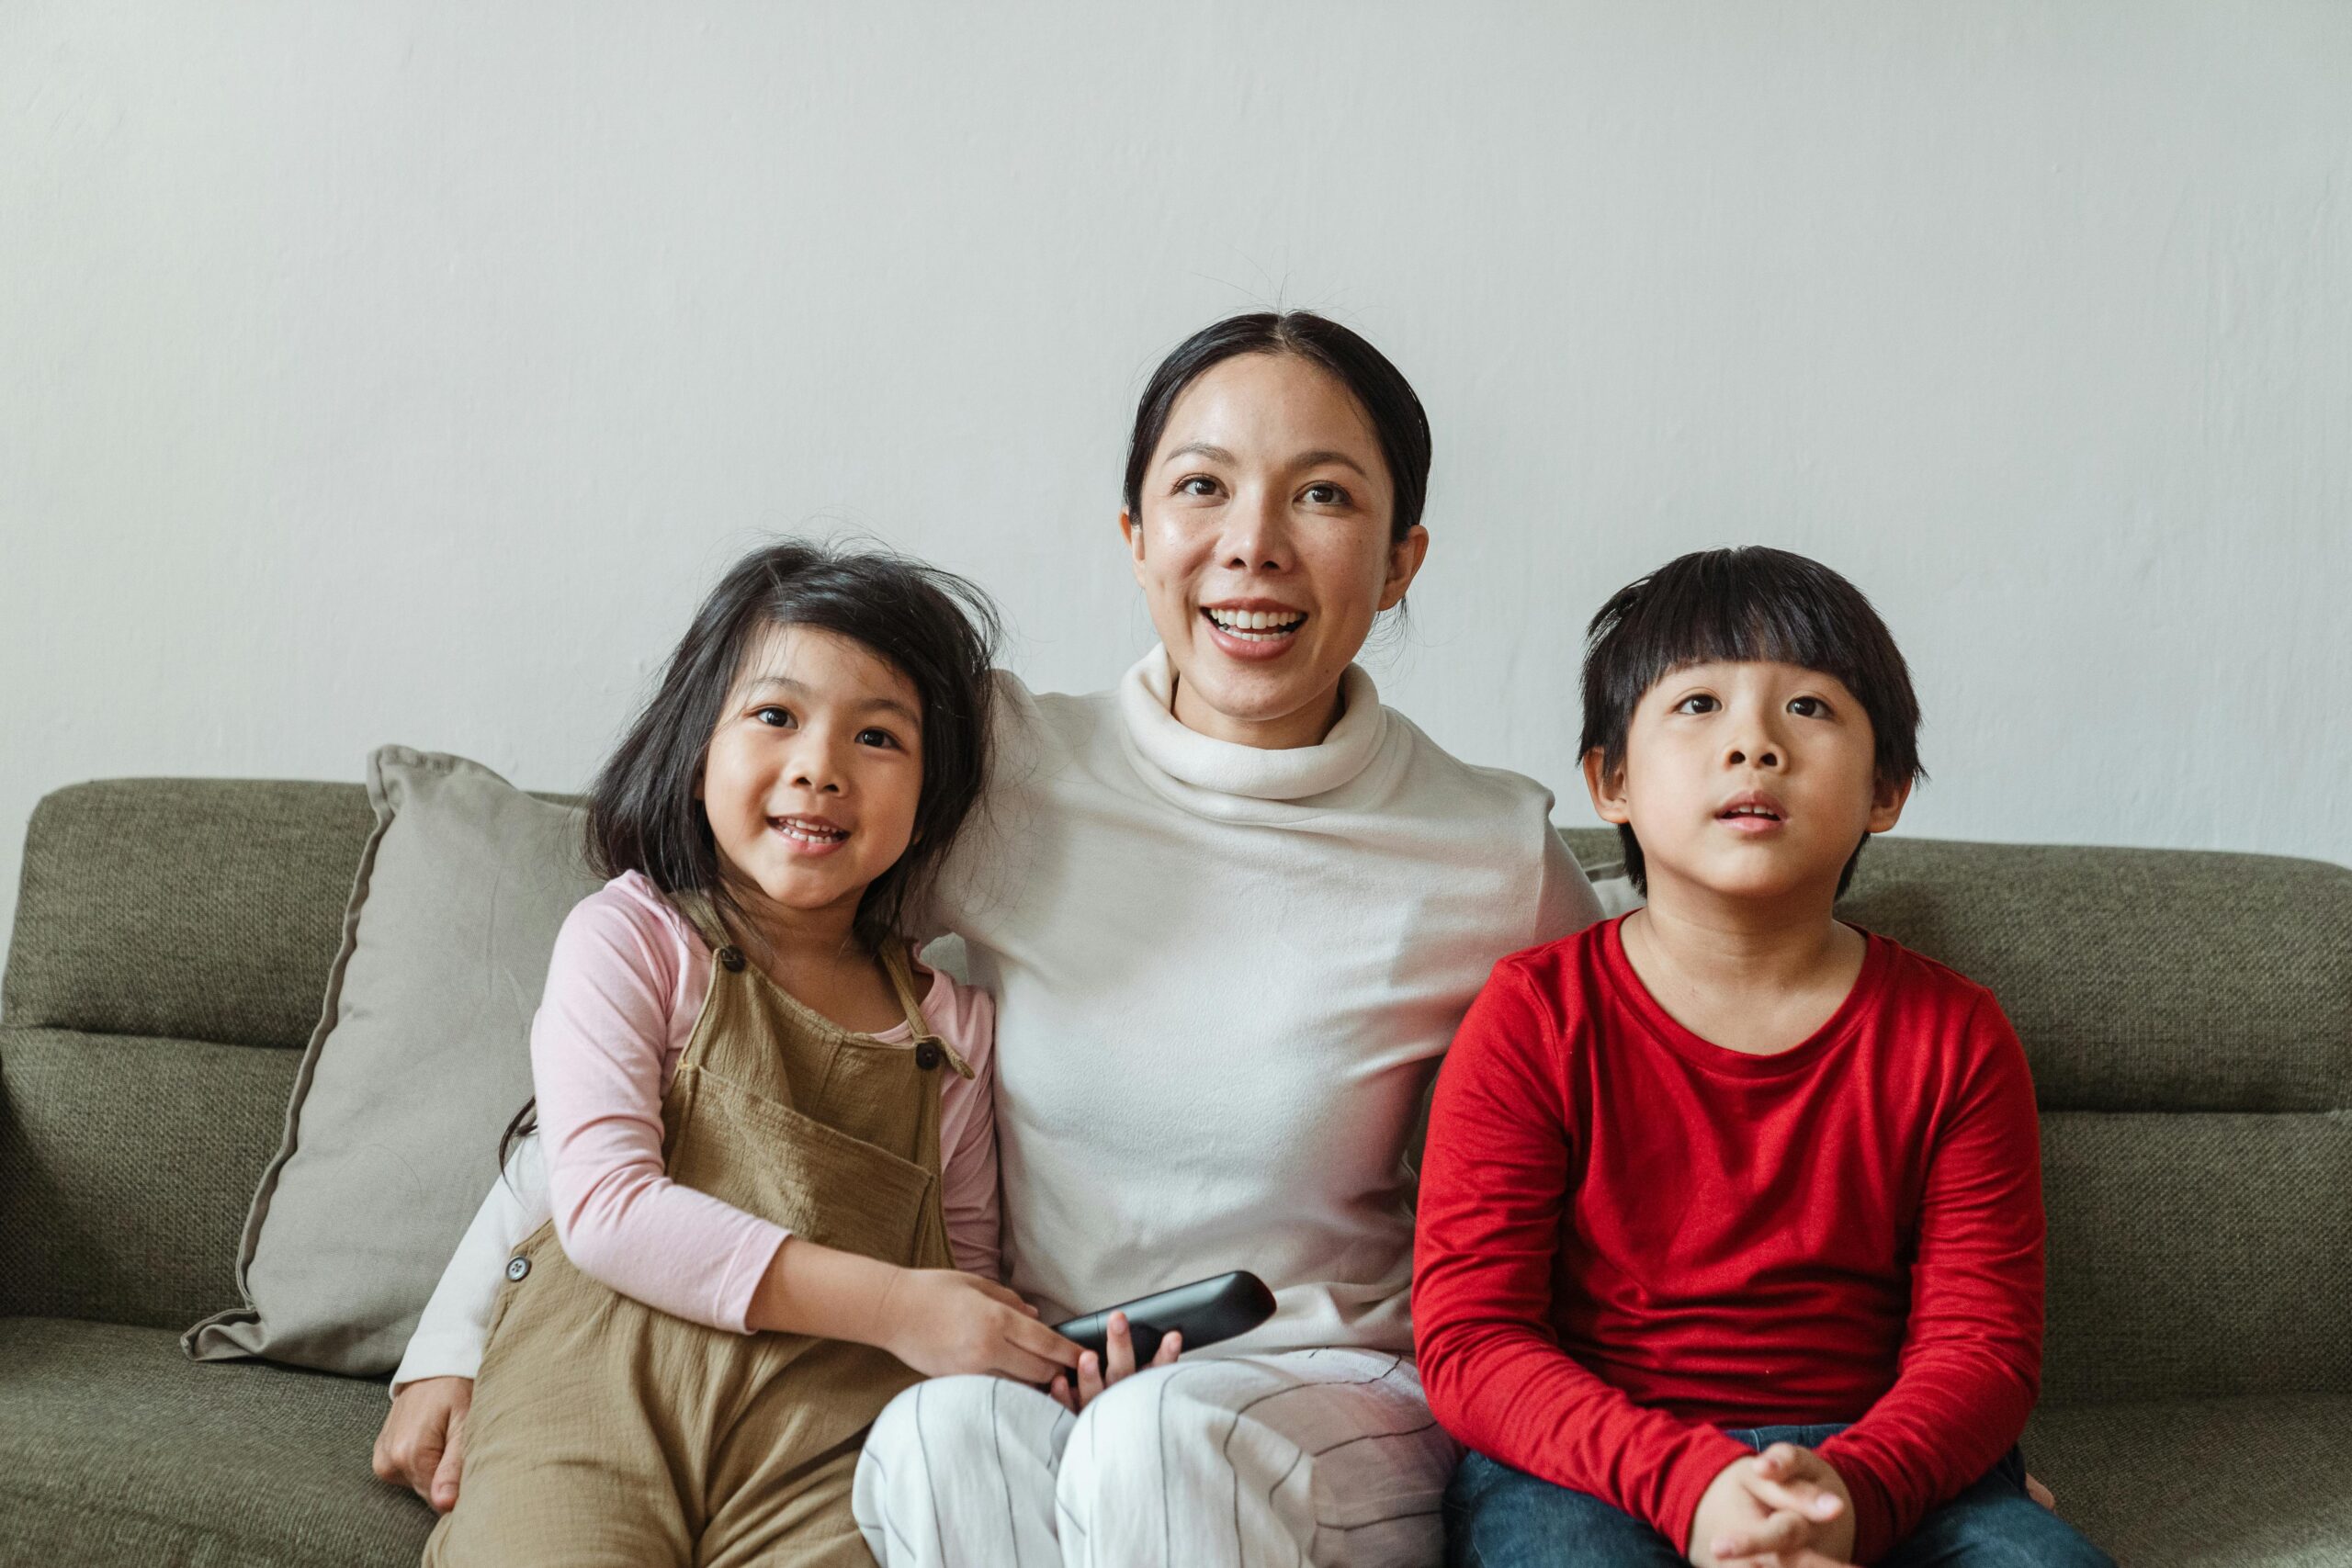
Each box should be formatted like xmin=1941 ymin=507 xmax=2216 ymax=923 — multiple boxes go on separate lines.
xmin=1689 ymin=1444 xmax=1855 ymax=1568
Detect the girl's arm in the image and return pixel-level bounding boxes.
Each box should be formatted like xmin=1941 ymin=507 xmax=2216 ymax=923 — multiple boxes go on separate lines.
xmin=390 ymin=1138 xmax=548 ymax=1393
xmin=533 ymin=889 xmax=797 ymax=1330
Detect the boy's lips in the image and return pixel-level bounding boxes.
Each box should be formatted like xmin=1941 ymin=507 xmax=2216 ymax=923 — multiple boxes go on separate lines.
xmin=1715 ymin=791 xmax=1788 ymax=835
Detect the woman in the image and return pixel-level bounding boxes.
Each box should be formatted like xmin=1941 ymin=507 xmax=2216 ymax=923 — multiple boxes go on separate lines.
xmin=377 ymin=311 xmax=1601 ymax=1567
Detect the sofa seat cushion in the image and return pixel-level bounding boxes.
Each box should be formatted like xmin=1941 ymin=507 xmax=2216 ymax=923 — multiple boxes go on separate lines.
xmin=0 ymin=1316 xmax=432 ymax=1567
xmin=2027 ymin=1395 xmax=2352 ymax=1566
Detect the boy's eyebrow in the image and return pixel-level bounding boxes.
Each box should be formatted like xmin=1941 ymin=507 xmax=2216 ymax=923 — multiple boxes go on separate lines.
xmin=741 ymin=673 xmax=920 ymax=726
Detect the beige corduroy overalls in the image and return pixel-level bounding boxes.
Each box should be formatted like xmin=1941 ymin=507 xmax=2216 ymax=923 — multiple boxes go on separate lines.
xmin=424 ymin=901 xmax=967 ymax=1568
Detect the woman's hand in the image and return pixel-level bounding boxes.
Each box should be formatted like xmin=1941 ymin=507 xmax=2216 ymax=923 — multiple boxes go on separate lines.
xmin=877 ymin=1268 xmax=1084 ymax=1384
xmin=1046 ymin=1311 xmax=1182 ymax=1414
xmin=371 ymin=1375 xmax=473 ymax=1513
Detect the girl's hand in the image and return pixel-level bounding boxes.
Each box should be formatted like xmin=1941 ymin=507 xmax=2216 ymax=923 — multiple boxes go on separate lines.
xmin=1046 ymin=1311 xmax=1182 ymax=1414
xmin=371 ymin=1375 xmax=472 ymax=1513
xmin=877 ymin=1268 xmax=1083 ymax=1383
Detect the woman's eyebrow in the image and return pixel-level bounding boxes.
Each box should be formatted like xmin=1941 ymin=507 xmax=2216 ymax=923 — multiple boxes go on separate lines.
xmin=1162 ymin=441 xmax=1236 ymax=466
xmin=1292 ymin=448 xmax=1369 ymax=478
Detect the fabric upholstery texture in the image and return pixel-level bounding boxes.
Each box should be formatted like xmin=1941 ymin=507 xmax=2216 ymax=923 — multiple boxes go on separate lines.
xmin=0 ymin=1316 xmax=433 ymax=1568
xmin=2024 ymin=1395 xmax=2352 ymax=1567
xmin=4 ymin=779 xmax=375 ymax=1050
xmin=186 ymin=748 xmax=604 ymax=1375
xmin=0 ymin=1028 xmax=300 ymax=1325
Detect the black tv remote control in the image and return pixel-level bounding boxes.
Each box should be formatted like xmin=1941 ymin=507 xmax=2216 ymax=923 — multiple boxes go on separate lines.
xmin=1053 ymin=1270 xmax=1276 ymax=1364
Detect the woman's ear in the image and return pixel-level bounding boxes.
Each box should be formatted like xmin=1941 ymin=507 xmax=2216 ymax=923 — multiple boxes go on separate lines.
xmin=1582 ymin=747 xmax=1632 ymax=827
xmin=1376 ymin=525 xmax=1431 ymax=612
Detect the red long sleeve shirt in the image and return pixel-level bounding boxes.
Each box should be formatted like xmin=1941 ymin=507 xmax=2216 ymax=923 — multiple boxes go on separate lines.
xmin=1413 ymin=917 xmax=2043 ymax=1563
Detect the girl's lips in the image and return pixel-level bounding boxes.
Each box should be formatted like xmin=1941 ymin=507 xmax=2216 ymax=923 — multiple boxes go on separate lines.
xmin=769 ymin=818 xmax=852 ymax=857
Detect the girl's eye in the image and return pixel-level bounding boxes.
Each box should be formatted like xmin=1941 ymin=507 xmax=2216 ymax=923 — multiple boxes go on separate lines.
xmin=1673 ymin=694 xmax=1719 ymax=715
xmin=1302 ymin=481 xmax=1350 ymax=506
xmin=752 ymin=705 xmax=796 ymax=728
xmin=855 ymin=728 xmax=901 ymax=750
xmin=1788 ymin=696 xmax=1828 ymax=718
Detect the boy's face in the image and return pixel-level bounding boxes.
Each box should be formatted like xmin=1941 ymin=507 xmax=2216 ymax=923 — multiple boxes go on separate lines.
xmin=1584 ymin=660 xmax=1909 ymax=907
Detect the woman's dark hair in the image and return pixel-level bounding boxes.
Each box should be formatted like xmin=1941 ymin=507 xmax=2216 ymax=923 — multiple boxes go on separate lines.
xmin=1578 ymin=547 xmax=1924 ymax=899
xmin=1123 ymin=311 xmax=1432 ymax=546
xmin=502 ymin=538 xmax=1001 ymax=1171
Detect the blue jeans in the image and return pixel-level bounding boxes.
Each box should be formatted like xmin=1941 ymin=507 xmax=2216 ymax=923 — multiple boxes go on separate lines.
xmin=1444 ymin=1423 xmax=2115 ymax=1567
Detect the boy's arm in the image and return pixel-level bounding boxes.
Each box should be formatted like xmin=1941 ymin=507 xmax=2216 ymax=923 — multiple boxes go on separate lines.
xmin=1816 ymin=994 xmax=2045 ymax=1562
xmin=1414 ymin=964 xmax=1750 ymax=1551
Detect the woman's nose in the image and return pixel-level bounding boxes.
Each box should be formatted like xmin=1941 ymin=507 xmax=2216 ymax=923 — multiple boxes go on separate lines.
xmin=1222 ymin=488 xmax=1294 ymax=571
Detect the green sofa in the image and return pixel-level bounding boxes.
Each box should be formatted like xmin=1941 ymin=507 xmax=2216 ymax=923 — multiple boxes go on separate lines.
xmin=3 ymin=778 xmax=2347 ymax=1566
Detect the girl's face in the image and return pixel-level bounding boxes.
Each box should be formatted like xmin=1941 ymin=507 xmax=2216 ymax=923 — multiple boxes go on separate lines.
xmin=1122 ymin=352 xmax=1430 ymax=750
xmin=698 ymin=623 xmax=925 ymax=937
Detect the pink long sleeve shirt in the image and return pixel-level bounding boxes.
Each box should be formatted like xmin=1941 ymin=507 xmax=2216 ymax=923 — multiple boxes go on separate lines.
xmin=530 ymin=871 xmax=1000 ymax=1333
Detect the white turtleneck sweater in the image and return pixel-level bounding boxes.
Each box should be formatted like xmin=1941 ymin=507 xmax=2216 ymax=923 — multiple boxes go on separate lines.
xmin=393 ymin=649 xmax=1600 ymax=1384
xmin=927 ymin=650 xmax=1601 ymax=1357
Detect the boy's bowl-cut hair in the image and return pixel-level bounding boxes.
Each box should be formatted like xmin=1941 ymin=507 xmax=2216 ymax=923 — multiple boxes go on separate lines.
xmin=1578 ymin=547 xmax=1924 ymax=899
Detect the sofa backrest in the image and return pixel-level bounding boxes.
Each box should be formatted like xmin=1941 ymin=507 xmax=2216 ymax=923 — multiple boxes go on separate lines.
xmin=3 ymin=784 xmax=2346 ymax=1405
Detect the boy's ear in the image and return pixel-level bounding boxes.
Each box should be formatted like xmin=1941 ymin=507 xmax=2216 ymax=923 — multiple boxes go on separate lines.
xmin=1582 ymin=748 xmax=1632 ymax=826
xmin=1867 ymin=773 xmax=1912 ymax=834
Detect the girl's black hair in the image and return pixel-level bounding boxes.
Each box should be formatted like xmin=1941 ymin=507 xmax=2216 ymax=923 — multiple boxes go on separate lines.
xmin=1578 ymin=547 xmax=1924 ymax=899
xmin=1123 ymin=311 xmax=1433 ymax=547
xmin=502 ymin=538 xmax=1001 ymax=1171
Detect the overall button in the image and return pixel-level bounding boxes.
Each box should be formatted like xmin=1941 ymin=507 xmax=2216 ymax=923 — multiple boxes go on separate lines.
xmin=913 ymin=1041 xmax=943 ymax=1072
xmin=505 ymin=1256 xmax=531 ymax=1282
xmin=716 ymin=946 xmax=746 ymax=972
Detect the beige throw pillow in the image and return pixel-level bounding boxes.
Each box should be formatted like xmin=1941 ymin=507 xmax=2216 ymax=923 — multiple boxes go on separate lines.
xmin=184 ymin=746 xmax=603 ymax=1375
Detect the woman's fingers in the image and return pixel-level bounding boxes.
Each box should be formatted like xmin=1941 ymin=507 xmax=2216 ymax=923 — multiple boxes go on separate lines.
xmin=1103 ymin=1313 xmax=1137 ymax=1382
xmin=1152 ymin=1328 xmax=1182 ymax=1366
xmin=1046 ymin=1372 xmax=1076 ymax=1413
xmin=1076 ymin=1349 xmax=1105 ymax=1406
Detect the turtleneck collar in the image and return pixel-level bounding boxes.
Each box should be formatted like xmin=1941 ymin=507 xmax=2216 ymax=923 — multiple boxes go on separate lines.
xmin=1115 ymin=645 xmax=1391 ymax=807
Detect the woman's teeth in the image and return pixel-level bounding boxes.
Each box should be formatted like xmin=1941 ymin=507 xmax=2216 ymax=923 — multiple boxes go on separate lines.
xmin=1205 ymin=608 xmax=1306 ymax=641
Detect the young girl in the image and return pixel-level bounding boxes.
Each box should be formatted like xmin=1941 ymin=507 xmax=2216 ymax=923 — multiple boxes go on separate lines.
xmin=422 ymin=541 xmax=1081 ymax=1568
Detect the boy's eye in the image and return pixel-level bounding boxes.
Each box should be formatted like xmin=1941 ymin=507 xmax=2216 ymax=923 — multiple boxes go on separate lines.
xmin=1301 ymin=481 xmax=1350 ymax=506
xmin=752 ymin=705 xmax=796 ymax=728
xmin=855 ymin=728 xmax=901 ymax=750
xmin=1672 ymin=694 xmax=1719 ymax=715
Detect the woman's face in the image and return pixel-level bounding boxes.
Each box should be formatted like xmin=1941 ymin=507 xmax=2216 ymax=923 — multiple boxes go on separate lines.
xmin=1122 ymin=352 xmax=1429 ymax=750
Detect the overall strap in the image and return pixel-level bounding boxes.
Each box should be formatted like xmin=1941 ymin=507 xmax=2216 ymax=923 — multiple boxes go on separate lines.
xmin=881 ymin=943 xmax=973 ymax=1080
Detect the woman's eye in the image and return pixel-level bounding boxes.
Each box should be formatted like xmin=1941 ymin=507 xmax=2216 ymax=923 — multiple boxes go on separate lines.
xmin=752 ymin=706 xmax=795 ymax=728
xmin=1673 ymin=694 xmax=1719 ymax=715
xmin=1176 ymin=475 xmax=1222 ymax=498
xmin=1302 ymin=481 xmax=1350 ymax=506
xmin=1788 ymin=696 xmax=1828 ymax=718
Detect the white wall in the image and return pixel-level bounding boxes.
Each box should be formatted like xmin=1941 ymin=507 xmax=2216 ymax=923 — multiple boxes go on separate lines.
xmin=5 ymin=2 xmax=2348 ymax=959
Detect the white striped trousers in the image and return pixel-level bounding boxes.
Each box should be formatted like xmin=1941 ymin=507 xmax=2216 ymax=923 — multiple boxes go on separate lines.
xmin=853 ymin=1348 xmax=1459 ymax=1568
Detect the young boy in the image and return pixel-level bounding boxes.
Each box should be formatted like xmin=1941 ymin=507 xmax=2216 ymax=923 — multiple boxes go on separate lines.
xmin=1413 ymin=548 xmax=2111 ymax=1567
